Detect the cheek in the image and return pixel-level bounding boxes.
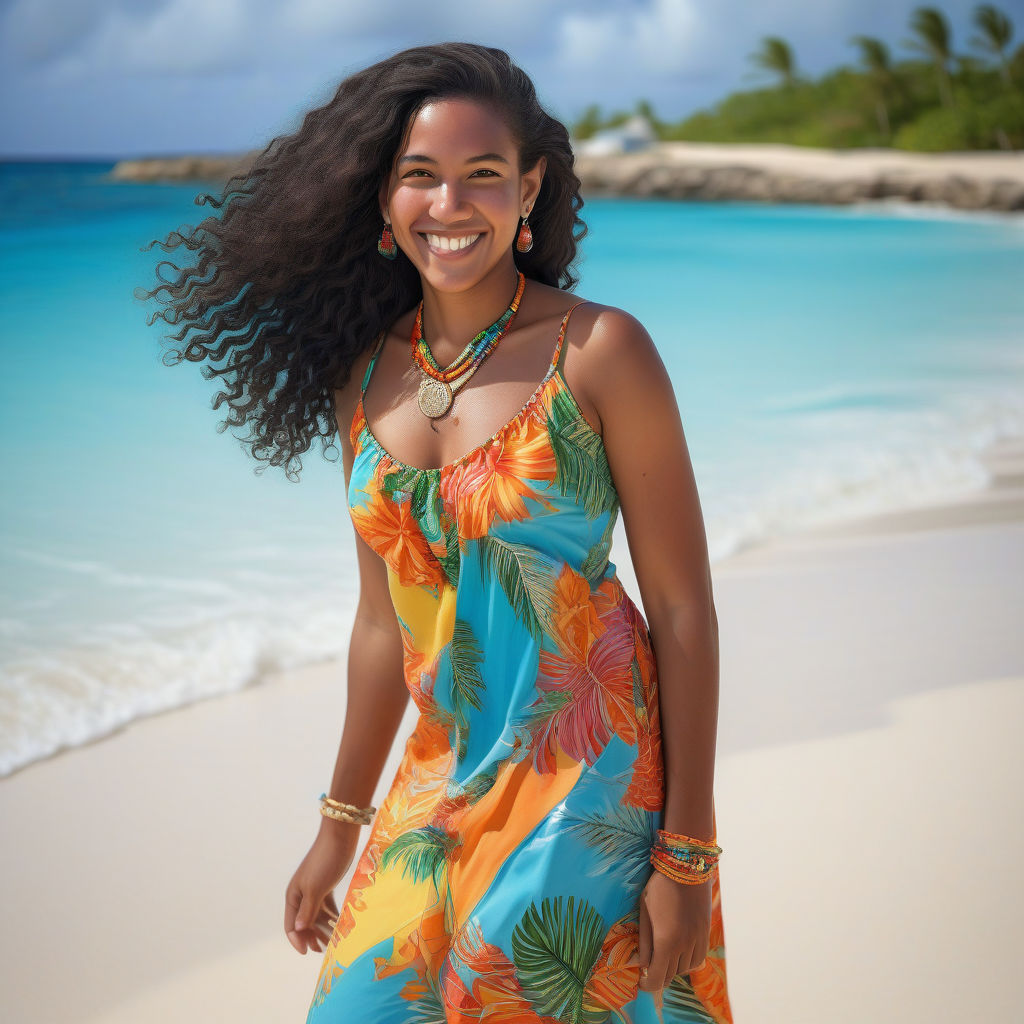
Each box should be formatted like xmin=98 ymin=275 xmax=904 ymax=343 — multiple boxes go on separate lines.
xmin=388 ymin=190 xmax=424 ymax=223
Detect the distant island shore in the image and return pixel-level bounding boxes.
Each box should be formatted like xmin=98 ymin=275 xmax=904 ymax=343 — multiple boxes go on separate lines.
xmin=109 ymin=141 xmax=1024 ymax=212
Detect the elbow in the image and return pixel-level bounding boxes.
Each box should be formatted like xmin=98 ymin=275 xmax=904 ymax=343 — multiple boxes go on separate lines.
xmin=650 ymin=596 xmax=718 ymax=654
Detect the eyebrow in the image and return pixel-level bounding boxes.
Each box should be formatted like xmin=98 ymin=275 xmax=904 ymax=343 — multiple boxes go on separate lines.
xmin=398 ymin=152 xmax=511 ymax=166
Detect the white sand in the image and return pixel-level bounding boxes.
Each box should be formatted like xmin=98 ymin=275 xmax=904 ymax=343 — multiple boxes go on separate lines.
xmin=3 ymin=441 xmax=1023 ymax=1023
xmin=655 ymin=141 xmax=1024 ymax=185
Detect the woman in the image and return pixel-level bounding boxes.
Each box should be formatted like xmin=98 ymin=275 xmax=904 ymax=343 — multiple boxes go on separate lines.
xmin=143 ymin=41 xmax=732 ymax=1024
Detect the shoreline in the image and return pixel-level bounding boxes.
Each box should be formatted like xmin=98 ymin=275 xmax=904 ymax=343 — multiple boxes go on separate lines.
xmin=717 ymin=432 xmax=1024 ymax=560
xmin=106 ymin=141 xmax=1024 ymax=212
xmin=2 ymin=430 xmax=1022 ymax=781
xmin=2 ymin=431 xmax=1022 ymax=1021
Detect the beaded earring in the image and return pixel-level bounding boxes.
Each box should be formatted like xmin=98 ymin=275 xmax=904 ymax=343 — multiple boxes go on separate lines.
xmin=515 ymin=214 xmax=533 ymax=253
xmin=377 ymin=220 xmax=398 ymax=260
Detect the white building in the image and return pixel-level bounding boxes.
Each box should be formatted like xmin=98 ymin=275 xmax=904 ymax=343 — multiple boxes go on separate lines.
xmin=573 ymin=114 xmax=657 ymax=157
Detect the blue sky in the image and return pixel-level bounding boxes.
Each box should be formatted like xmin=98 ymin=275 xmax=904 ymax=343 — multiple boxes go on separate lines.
xmin=0 ymin=0 xmax=1018 ymax=158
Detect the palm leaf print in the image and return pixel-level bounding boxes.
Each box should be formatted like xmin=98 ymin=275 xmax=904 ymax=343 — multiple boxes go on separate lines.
xmin=630 ymin=655 xmax=649 ymax=730
xmin=547 ymin=389 xmax=618 ymax=520
xmin=448 ymin=618 xmax=485 ymax=760
xmin=411 ymin=472 xmax=442 ymax=534
xmin=663 ymin=973 xmax=718 ymax=1022
xmin=426 ymin=703 xmax=455 ymax=735
xmin=380 ymin=825 xmax=460 ymax=894
xmin=439 ymin=512 xmax=460 ymax=587
xmin=510 ymin=894 xmax=609 ymax=1023
xmin=477 ymin=534 xmax=558 ymax=641
xmin=509 ymin=688 xmax=572 ymax=764
xmin=380 ymin=463 xmax=420 ymax=504
xmin=403 ymin=979 xmax=447 ymax=1024
xmin=557 ymin=801 xmax=655 ymax=889
xmin=580 ymin=511 xmax=617 ymax=588
xmin=449 ymin=759 xmax=501 ymax=806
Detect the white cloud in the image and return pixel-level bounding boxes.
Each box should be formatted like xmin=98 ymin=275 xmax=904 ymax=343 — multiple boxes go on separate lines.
xmin=559 ymin=0 xmax=705 ymax=75
xmin=2 ymin=0 xmax=570 ymax=80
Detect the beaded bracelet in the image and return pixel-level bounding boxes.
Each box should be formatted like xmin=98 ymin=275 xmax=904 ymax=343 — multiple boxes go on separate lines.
xmin=649 ymin=828 xmax=722 ymax=886
xmin=318 ymin=792 xmax=376 ymax=825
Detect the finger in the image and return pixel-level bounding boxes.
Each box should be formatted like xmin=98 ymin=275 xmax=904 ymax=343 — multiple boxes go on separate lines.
xmin=294 ymin=892 xmax=321 ymax=934
xmin=635 ymin=900 xmax=654 ymax=987
xmin=652 ymin=983 xmax=665 ymax=1024
xmin=284 ymin=885 xmax=309 ymax=952
xmin=284 ymin=883 xmax=302 ymax=935
xmin=646 ymin=946 xmax=672 ymax=994
xmin=318 ymin=902 xmax=338 ymax=926
xmin=676 ymin=941 xmax=696 ymax=980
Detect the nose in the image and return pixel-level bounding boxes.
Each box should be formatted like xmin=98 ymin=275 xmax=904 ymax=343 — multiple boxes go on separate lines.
xmin=429 ymin=180 xmax=472 ymax=223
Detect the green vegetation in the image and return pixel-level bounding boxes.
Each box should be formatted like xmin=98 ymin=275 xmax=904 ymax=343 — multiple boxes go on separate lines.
xmin=571 ymin=4 xmax=1023 ymax=151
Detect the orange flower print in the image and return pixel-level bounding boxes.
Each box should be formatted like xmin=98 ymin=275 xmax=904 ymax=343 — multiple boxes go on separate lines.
xmin=550 ymin=563 xmax=606 ymax=660
xmin=350 ymin=486 xmax=441 ymax=588
xmin=583 ymin=917 xmax=642 ymax=1013
xmin=440 ymin=410 xmax=558 ymax=540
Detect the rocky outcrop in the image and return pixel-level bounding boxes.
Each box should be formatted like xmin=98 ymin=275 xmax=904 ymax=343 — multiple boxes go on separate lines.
xmin=109 ymin=142 xmax=1024 ymax=212
xmin=573 ymin=142 xmax=1024 ymax=212
xmin=108 ymin=151 xmax=260 ymax=184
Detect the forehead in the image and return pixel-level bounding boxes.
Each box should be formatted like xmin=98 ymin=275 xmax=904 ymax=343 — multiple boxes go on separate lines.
xmin=400 ymin=97 xmax=515 ymax=155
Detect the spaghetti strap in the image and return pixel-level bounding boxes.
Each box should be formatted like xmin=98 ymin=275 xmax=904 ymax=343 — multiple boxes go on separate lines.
xmin=360 ymin=331 xmax=388 ymax=396
xmin=551 ymin=300 xmax=589 ymax=376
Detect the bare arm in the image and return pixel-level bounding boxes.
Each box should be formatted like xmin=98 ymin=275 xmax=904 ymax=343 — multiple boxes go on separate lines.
xmin=574 ymin=307 xmax=719 ymax=841
xmin=284 ymin=373 xmax=409 ymax=953
xmin=317 ymin=378 xmax=410 ymax=838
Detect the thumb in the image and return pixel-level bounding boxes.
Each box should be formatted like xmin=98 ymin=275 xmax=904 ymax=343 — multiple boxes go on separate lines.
xmin=627 ymin=899 xmax=653 ymax=976
xmin=293 ymin=891 xmax=322 ymax=932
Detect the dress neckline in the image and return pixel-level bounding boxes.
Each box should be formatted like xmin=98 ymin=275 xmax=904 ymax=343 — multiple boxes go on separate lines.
xmin=353 ymin=301 xmax=587 ymax=476
xmin=354 ymin=366 xmax=560 ymax=476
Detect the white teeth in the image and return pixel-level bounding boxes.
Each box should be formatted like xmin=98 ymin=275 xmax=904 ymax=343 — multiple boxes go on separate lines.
xmin=425 ymin=232 xmax=480 ymax=252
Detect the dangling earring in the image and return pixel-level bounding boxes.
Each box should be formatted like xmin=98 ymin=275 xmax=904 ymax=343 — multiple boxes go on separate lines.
xmin=377 ymin=219 xmax=398 ymax=260
xmin=516 ymin=211 xmax=534 ymax=253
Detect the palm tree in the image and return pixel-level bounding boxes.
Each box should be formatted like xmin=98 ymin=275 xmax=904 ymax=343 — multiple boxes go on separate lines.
xmin=903 ymin=6 xmax=956 ymax=108
xmin=850 ymin=35 xmax=894 ymax=138
xmin=572 ymin=103 xmax=604 ymax=141
xmin=970 ymin=4 xmax=1015 ymax=87
xmin=749 ymin=36 xmax=798 ymax=89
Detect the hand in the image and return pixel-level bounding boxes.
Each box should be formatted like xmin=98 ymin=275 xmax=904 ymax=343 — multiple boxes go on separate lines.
xmin=627 ymin=870 xmax=712 ymax=1009
xmin=284 ymin=822 xmax=361 ymax=954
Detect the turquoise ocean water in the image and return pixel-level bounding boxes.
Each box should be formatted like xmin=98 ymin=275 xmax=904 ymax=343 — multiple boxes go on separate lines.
xmin=2 ymin=160 xmax=1022 ymax=776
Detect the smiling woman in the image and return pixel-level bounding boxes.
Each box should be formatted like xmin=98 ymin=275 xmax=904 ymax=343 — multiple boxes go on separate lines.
xmin=138 ymin=41 xmax=733 ymax=1024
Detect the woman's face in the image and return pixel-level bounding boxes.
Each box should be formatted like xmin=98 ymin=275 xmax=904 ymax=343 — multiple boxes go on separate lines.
xmin=380 ymin=96 xmax=545 ymax=290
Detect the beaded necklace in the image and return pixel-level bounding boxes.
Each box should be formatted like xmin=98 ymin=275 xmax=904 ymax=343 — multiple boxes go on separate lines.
xmin=411 ymin=270 xmax=526 ymax=418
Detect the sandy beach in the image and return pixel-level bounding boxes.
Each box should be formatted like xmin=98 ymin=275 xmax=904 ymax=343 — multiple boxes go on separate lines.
xmin=3 ymin=436 xmax=1023 ymax=1023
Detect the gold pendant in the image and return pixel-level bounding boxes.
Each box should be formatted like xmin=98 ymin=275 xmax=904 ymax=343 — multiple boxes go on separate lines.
xmin=418 ymin=377 xmax=453 ymax=418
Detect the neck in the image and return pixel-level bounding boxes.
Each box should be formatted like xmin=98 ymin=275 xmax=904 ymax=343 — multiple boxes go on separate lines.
xmin=417 ymin=258 xmax=523 ymax=361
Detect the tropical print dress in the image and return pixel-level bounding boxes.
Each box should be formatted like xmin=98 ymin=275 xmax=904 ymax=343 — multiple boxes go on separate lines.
xmin=306 ymin=300 xmax=734 ymax=1023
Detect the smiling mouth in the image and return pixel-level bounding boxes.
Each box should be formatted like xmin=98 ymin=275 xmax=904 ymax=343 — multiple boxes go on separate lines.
xmin=419 ymin=232 xmax=483 ymax=255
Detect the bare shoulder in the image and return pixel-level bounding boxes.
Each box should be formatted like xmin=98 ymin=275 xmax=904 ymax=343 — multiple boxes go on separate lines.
xmin=559 ymin=300 xmax=664 ymax=434
xmin=573 ymin=302 xmax=658 ymax=362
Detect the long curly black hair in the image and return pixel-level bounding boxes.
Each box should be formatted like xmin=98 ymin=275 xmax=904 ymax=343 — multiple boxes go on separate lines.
xmin=136 ymin=41 xmax=588 ymax=481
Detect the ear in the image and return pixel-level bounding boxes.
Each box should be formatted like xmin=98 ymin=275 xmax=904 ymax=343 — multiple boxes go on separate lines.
xmin=378 ymin=178 xmax=391 ymax=222
xmin=522 ymin=155 xmax=546 ymax=214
